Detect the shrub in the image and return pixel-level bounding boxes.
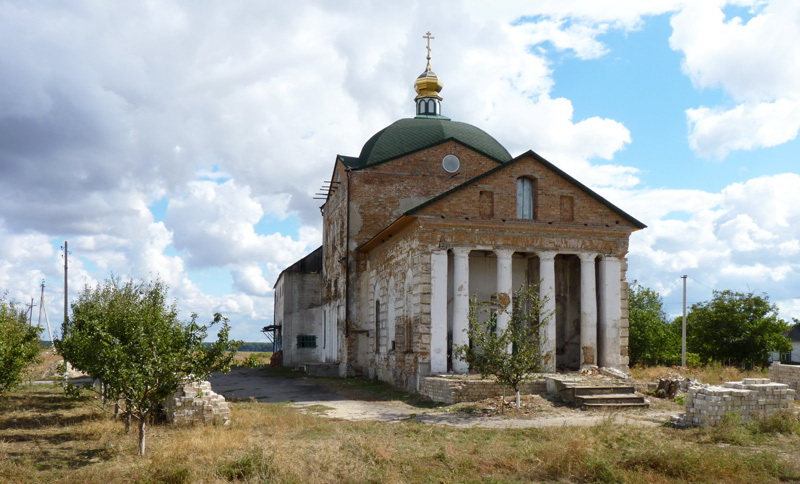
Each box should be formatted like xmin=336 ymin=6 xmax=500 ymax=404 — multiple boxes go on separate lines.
xmin=0 ymin=297 xmax=42 ymax=395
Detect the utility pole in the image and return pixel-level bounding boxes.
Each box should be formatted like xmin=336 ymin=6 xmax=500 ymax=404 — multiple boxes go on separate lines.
xmin=38 ymin=280 xmax=54 ymax=345
xmin=27 ymin=297 xmax=35 ymax=325
xmin=61 ymin=241 xmax=69 ymax=379
xmin=63 ymin=241 xmax=68 ymax=326
xmin=681 ymin=275 xmax=687 ymax=367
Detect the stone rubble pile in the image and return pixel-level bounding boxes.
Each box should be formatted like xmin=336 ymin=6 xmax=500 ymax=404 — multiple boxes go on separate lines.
xmin=673 ymin=378 xmax=794 ymax=427
xmin=163 ymin=380 xmax=230 ymax=425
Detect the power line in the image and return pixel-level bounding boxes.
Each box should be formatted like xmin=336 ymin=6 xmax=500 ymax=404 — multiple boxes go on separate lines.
xmin=686 ymin=275 xmax=715 ymax=292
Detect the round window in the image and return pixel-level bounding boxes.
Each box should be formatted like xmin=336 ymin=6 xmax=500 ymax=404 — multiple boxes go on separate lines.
xmin=442 ymin=154 xmax=460 ymax=173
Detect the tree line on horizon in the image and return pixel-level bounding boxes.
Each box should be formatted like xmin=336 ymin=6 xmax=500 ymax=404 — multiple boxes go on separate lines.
xmin=628 ymin=281 xmax=796 ymax=368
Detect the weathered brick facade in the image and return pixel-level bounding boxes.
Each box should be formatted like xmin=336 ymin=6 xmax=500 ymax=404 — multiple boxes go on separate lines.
xmin=275 ymin=63 xmax=644 ymax=391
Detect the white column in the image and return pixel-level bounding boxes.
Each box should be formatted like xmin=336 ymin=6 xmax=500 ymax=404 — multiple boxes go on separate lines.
xmin=430 ymin=250 xmax=448 ymax=374
xmin=579 ymin=253 xmax=598 ymax=368
xmin=494 ymin=248 xmax=514 ymax=335
xmin=451 ymin=247 xmax=471 ymax=373
xmin=538 ymin=251 xmax=557 ymax=372
xmin=598 ymin=256 xmax=621 ymax=369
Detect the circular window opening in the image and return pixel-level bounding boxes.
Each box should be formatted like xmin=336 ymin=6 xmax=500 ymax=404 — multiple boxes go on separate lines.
xmin=442 ymin=154 xmax=461 ymax=173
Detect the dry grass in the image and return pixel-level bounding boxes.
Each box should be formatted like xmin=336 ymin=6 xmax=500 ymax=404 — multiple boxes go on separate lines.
xmin=2 ymin=382 xmax=800 ymax=483
xmin=630 ymin=363 xmax=769 ymax=384
xmin=230 ymin=351 xmax=272 ymax=368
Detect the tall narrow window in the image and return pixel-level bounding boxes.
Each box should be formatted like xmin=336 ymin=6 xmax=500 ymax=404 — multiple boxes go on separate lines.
xmin=375 ymin=299 xmax=381 ymax=354
xmin=516 ymin=177 xmax=535 ymax=219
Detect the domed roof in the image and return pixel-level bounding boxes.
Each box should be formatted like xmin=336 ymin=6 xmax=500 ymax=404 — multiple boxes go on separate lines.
xmin=351 ymin=117 xmax=512 ymax=169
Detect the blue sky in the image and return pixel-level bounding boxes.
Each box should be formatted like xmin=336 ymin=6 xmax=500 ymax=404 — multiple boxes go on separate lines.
xmin=1 ymin=0 xmax=798 ymax=341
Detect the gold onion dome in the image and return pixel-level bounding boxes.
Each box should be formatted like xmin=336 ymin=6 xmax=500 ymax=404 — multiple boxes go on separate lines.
xmin=415 ymin=61 xmax=443 ymax=100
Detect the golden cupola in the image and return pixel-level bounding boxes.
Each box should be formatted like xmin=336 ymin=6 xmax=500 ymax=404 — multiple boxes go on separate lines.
xmin=414 ymin=32 xmax=445 ymax=118
xmin=415 ymin=61 xmax=443 ymax=101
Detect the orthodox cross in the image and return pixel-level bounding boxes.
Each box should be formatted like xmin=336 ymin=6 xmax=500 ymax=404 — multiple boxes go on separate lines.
xmin=423 ymin=31 xmax=435 ymax=61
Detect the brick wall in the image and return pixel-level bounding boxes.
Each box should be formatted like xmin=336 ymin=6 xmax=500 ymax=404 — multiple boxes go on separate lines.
xmin=674 ymin=378 xmax=795 ymax=427
xmin=420 ymin=376 xmax=548 ymax=404
xmin=163 ymin=380 xmax=230 ymax=425
xmin=769 ymin=362 xmax=800 ymax=397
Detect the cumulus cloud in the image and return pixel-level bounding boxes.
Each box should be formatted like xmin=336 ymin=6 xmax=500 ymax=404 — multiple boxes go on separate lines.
xmin=4 ymin=0 xmax=796 ymax=339
xmin=627 ymin=173 xmax=800 ymax=315
xmin=671 ymin=0 xmax=800 ymax=158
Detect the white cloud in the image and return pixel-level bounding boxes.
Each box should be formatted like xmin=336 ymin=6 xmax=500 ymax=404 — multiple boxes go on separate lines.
xmin=687 ymin=100 xmax=800 ymax=158
xmin=166 ymin=180 xmax=309 ymax=269
xmin=671 ymin=0 xmax=800 ymax=158
xmin=5 ymin=0 xmax=798 ymax=340
xmin=628 ymin=173 xmax=800 ymax=319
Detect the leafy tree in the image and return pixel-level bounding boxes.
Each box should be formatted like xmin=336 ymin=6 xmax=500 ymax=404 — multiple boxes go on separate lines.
xmin=455 ymin=284 xmax=546 ymax=409
xmin=627 ymin=281 xmax=680 ymax=366
xmin=686 ymin=290 xmax=791 ymax=367
xmin=56 ymin=278 xmax=240 ymax=455
xmin=0 ymin=297 xmax=42 ymax=395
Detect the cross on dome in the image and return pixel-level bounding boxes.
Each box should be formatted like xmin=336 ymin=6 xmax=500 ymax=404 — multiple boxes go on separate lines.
xmin=414 ymin=31 xmax=444 ymax=118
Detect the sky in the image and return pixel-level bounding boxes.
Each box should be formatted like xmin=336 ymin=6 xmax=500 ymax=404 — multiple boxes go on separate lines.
xmin=1 ymin=0 xmax=799 ymax=342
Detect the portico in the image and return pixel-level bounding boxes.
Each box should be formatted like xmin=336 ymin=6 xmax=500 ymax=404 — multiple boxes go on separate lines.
xmin=430 ymin=246 xmax=622 ymax=374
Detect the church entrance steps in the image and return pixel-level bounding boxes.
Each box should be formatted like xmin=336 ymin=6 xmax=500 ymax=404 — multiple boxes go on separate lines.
xmin=547 ymin=377 xmax=649 ymax=410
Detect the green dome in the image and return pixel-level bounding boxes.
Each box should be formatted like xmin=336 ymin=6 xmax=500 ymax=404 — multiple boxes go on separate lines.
xmin=352 ymin=117 xmax=512 ymax=168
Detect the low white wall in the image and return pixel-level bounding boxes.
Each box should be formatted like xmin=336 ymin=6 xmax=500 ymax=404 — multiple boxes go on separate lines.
xmin=164 ymin=380 xmax=230 ymax=425
xmin=769 ymin=362 xmax=800 ymax=398
xmin=675 ymin=378 xmax=794 ymax=427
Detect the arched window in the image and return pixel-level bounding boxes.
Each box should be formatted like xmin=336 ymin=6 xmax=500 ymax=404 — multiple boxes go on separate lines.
xmin=516 ymin=177 xmax=536 ymax=219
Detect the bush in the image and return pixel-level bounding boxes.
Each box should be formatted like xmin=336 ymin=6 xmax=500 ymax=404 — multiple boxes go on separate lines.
xmin=0 ymin=298 xmax=42 ymax=395
xmin=239 ymin=353 xmax=270 ymax=368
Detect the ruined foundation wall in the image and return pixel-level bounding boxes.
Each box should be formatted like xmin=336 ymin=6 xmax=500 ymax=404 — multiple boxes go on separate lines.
xmin=163 ymin=380 xmax=230 ymax=425
xmin=675 ymin=378 xmax=794 ymax=427
xmin=420 ymin=376 xmax=548 ymax=404
xmin=769 ymin=362 xmax=800 ymax=397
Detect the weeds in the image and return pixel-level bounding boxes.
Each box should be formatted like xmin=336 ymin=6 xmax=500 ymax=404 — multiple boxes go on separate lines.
xmin=218 ymin=447 xmax=276 ymax=481
xmin=235 ymin=352 xmax=272 ymax=369
xmin=2 ymin=382 xmax=800 ymax=483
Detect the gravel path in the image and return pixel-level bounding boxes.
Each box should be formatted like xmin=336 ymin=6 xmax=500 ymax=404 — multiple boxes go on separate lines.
xmin=209 ymin=367 xmax=676 ymax=428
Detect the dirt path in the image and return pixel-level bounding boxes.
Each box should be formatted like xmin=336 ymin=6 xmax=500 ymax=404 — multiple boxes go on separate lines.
xmin=209 ymin=368 xmax=677 ymax=428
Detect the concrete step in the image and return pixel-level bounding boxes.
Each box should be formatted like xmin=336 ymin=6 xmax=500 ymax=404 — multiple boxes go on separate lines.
xmin=582 ymin=402 xmax=651 ymax=410
xmin=573 ymin=385 xmax=636 ymax=396
xmin=547 ymin=377 xmax=649 ymax=409
xmin=575 ymin=393 xmax=648 ymax=406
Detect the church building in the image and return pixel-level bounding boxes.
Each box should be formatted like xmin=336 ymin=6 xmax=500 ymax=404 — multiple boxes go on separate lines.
xmin=273 ymin=35 xmax=645 ymax=391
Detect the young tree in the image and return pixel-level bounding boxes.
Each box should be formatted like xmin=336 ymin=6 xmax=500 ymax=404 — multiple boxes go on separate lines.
xmin=56 ymin=278 xmax=240 ymax=455
xmin=627 ymin=281 xmax=680 ymax=366
xmin=0 ymin=297 xmax=42 ymax=395
xmin=455 ymin=284 xmax=546 ymax=409
xmin=686 ymin=290 xmax=791 ymax=367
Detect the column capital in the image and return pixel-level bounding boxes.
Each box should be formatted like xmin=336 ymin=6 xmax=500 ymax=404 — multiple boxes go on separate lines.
xmin=494 ymin=248 xmax=515 ymax=259
xmin=578 ymin=252 xmax=598 ymax=262
xmin=600 ymin=255 xmax=619 ymax=263
xmin=536 ymin=250 xmax=557 ymax=261
xmin=452 ymin=247 xmax=472 ymax=257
